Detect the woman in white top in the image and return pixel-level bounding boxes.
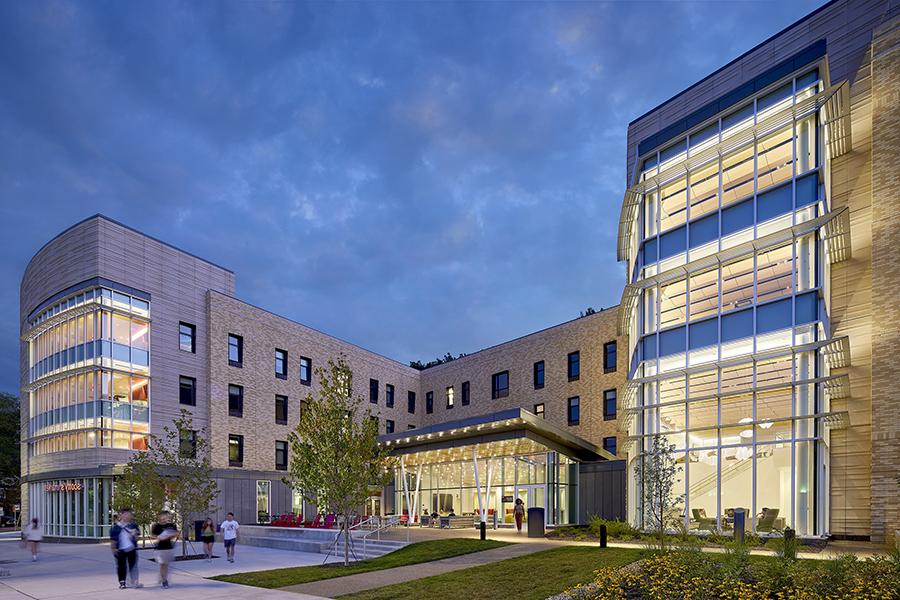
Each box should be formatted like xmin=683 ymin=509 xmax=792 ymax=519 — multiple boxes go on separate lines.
xmin=23 ymin=518 xmax=43 ymax=561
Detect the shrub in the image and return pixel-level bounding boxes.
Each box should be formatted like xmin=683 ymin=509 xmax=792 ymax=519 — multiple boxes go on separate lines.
xmin=588 ymin=516 xmax=639 ymax=540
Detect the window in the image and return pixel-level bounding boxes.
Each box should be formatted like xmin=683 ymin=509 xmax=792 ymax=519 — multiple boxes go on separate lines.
xmin=275 ymin=394 xmax=288 ymax=425
xmin=567 ymin=397 xmax=580 ymax=426
xmin=228 ymin=434 xmax=244 ymax=467
xmin=228 ymin=384 xmax=243 ymax=417
xmin=534 ymin=403 xmax=545 ymax=418
xmin=603 ymin=389 xmax=617 ymax=420
xmin=407 ymin=424 xmax=416 ymax=430
xmin=299 ymin=356 xmax=312 ymax=385
xmin=179 ymin=376 xmax=196 ymax=406
xmin=179 ymin=322 xmax=196 ymax=353
xmin=533 ymin=361 xmax=545 ymax=389
xmin=228 ymin=334 xmax=243 ymax=367
xmin=275 ymin=440 xmax=288 ymax=471
xmin=275 ymin=348 xmax=288 ymax=379
xmin=426 ymin=391 xmax=433 ymax=414
xmin=179 ymin=429 xmax=197 ymax=459
xmin=386 ymin=419 xmax=395 ymax=434
xmin=491 ymin=371 xmax=509 ymax=399
xmin=407 ymin=391 xmax=416 ymax=414
xmin=370 ymin=379 xmax=379 ymax=404
xmin=461 ymin=381 xmax=470 ymax=406
xmin=603 ymin=342 xmax=617 ymax=372
xmin=386 ymin=384 xmax=395 ymax=408
xmin=602 ymin=436 xmax=617 ymax=456
xmin=567 ymin=352 xmax=580 ymax=381
xmin=446 ymin=386 xmax=454 ymax=409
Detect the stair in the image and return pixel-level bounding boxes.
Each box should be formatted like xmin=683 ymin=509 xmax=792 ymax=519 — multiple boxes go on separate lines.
xmin=234 ymin=525 xmax=409 ymax=560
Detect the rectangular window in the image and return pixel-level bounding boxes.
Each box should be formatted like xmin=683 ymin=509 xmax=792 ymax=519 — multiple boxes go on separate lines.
xmin=688 ymin=162 xmax=718 ymax=219
xmin=408 ymin=424 xmax=416 ymax=430
xmin=275 ymin=440 xmax=288 ymax=470
xmin=369 ymin=379 xmax=379 ymax=404
xmin=659 ymin=326 xmax=686 ymax=357
xmin=721 ymin=308 xmax=754 ymax=342
xmin=659 ymin=176 xmax=687 ymax=232
xmin=386 ymin=384 xmax=395 ymax=408
xmin=228 ymin=334 xmax=243 ymax=367
xmin=179 ymin=322 xmax=196 ymax=353
xmin=228 ymin=434 xmax=244 ymax=467
xmin=756 ymin=244 xmax=793 ymax=304
xmin=533 ymin=361 xmax=545 ymax=389
xmin=461 ymin=381 xmax=470 ymax=406
xmin=603 ymin=389 xmax=617 ymax=420
xmin=603 ymin=436 xmax=617 ymax=456
xmin=179 ymin=429 xmax=197 ymax=459
xmin=491 ymin=371 xmax=509 ymax=399
xmin=228 ymin=384 xmax=243 ymax=417
xmin=179 ymin=376 xmax=196 ymax=406
xmin=567 ymin=397 xmax=580 ymax=426
xmin=407 ymin=391 xmax=416 ymax=414
xmin=689 ymin=317 xmax=718 ymax=350
xmin=722 ymin=198 xmax=754 ymax=236
xmin=534 ymin=403 xmax=545 ymax=418
xmin=721 ymin=255 xmax=755 ymax=312
xmin=603 ymin=342 xmax=617 ymax=372
xmin=721 ymin=145 xmax=754 ymax=205
xmin=275 ymin=348 xmax=288 ymax=379
xmin=426 ymin=391 xmax=433 ymax=414
xmin=688 ymin=269 xmax=719 ymax=322
xmin=659 ymin=225 xmax=687 ymax=260
xmin=446 ymin=386 xmax=454 ymax=409
xmin=689 ymin=213 xmax=719 ymax=249
xmin=275 ymin=394 xmax=288 ymax=425
xmin=567 ymin=352 xmax=580 ymax=381
xmin=386 ymin=419 xmax=395 ymax=434
xmin=756 ymin=297 xmax=793 ymax=333
xmin=299 ymin=356 xmax=312 ymax=385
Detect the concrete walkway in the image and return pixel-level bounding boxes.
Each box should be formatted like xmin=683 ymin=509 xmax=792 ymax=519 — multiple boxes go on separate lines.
xmin=283 ymin=542 xmax=556 ymax=598
xmin=0 ymin=532 xmax=333 ymax=600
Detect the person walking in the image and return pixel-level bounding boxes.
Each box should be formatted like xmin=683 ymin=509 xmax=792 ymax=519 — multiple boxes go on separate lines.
xmin=150 ymin=511 xmax=179 ymax=589
xmin=23 ymin=518 xmax=42 ymax=561
xmin=200 ymin=517 xmax=215 ymax=562
xmin=110 ymin=508 xmax=142 ymax=589
xmin=513 ymin=498 xmax=526 ymax=534
xmin=219 ymin=512 xmax=239 ymax=563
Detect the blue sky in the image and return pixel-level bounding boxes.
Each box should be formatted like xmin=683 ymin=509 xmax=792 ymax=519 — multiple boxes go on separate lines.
xmin=0 ymin=0 xmax=824 ymax=393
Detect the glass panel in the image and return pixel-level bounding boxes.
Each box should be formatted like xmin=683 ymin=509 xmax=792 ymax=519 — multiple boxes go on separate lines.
xmin=688 ymin=369 xmax=717 ymax=400
xmin=756 ymin=444 xmax=790 ymax=533
xmin=757 ymin=297 xmax=792 ymax=334
xmin=689 ymin=163 xmax=718 ymax=220
xmin=659 ymin=279 xmax=687 ymax=328
xmin=721 ymin=256 xmax=755 ymax=313
xmin=658 ymin=376 xmax=685 ymax=405
xmin=721 ymin=145 xmax=754 ymax=205
xmin=756 ymin=244 xmax=793 ymax=304
xmin=688 ymin=399 xmax=718 ymax=431
xmin=720 ymin=393 xmax=753 ymax=428
xmin=757 ymin=127 xmax=793 ymax=193
xmin=719 ymin=446 xmax=753 ymax=527
xmin=795 ymin=441 xmax=814 ymax=535
xmin=721 ymin=309 xmax=754 ymax=343
xmin=660 ymin=176 xmax=687 ymax=232
xmin=644 ymin=190 xmax=659 ymax=238
xmin=688 ymin=449 xmax=718 ymax=531
xmin=688 ymin=269 xmax=718 ymax=321
xmin=689 ymin=213 xmax=719 ymax=250
xmin=659 ymin=402 xmax=686 ymax=432
xmin=795 ymin=116 xmax=815 ymax=174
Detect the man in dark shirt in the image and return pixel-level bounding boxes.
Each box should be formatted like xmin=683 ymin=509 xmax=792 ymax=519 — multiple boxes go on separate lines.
xmin=109 ymin=508 xmax=142 ymax=589
xmin=150 ymin=511 xmax=179 ymax=589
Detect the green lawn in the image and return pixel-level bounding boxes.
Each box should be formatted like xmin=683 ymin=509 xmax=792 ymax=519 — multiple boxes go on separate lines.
xmin=338 ymin=546 xmax=646 ymax=600
xmin=211 ymin=538 xmax=509 ymax=589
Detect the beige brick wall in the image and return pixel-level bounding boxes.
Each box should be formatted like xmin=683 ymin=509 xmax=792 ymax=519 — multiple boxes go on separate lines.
xmin=418 ymin=307 xmax=625 ymax=455
xmin=868 ymin=17 xmax=900 ymax=545
xmin=207 ymin=291 xmax=422 ymax=472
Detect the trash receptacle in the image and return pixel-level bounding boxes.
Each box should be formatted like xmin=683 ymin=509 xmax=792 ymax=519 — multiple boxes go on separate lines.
xmin=193 ymin=520 xmax=205 ymax=541
xmin=527 ymin=507 xmax=545 ymax=538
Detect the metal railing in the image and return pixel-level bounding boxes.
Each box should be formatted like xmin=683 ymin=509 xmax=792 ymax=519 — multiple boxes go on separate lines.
xmin=361 ymin=515 xmax=405 ymax=558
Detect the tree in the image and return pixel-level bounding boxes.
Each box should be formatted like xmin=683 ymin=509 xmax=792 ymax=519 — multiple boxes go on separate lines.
xmin=114 ymin=452 xmax=166 ymax=547
xmin=0 ymin=393 xmax=21 ymax=521
xmin=284 ymin=356 xmax=394 ymax=566
xmin=579 ymin=307 xmax=597 ymax=317
xmin=638 ymin=434 xmax=684 ymax=550
xmin=119 ymin=410 xmax=219 ymax=556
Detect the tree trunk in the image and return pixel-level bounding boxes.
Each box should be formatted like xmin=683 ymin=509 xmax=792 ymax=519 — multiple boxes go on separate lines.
xmin=343 ymin=519 xmax=350 ymax=567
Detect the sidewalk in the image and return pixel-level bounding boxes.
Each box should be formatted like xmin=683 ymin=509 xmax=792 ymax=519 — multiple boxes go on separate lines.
xmin=0 ymin=532 xmax=333 ymax=599
xmin=283 ymin=542 xmax=556 ymax=598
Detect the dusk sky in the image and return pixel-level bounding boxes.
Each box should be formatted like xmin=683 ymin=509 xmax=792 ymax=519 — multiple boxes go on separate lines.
xmin=0 ymin=0 xmax=824 ymax=393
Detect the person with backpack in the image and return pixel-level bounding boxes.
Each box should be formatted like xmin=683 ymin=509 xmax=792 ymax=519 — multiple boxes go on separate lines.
xmin=110 ymin=508 xmax=142 ymax=589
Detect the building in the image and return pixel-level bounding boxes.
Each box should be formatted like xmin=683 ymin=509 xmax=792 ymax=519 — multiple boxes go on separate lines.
xmin=618 ymin=0 xmax=899 ymax=541
xmin=19 ymin=215 xmax=623 ymax=539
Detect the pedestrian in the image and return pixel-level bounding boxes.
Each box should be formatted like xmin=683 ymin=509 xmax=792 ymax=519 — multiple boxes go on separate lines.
xmin=150 ymin=511 xmax=179 ymax=589
xmin=219 ymin=512 xmax=239 ymax=563
xmin=513 ymin=498 xmax=525 ymax=534
xmin=23 ymin=518 xmax=42 ymax=561
xmin=110 ymin=508 xmax=142 ymax=589
xmin=200 ymin=517 xmax=215 ymax=562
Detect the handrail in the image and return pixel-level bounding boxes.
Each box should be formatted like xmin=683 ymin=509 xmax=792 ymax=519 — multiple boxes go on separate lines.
xmin=361 ymin=515 xmax=405 ymax=557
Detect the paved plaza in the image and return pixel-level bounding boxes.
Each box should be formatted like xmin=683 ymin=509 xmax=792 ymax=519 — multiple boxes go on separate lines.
xmin=0 ymin=532 xmax=334 ymax=599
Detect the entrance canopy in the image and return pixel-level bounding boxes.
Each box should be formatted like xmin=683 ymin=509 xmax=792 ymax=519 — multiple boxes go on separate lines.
xmin=379 ymin=408 xmax=614 ymax=463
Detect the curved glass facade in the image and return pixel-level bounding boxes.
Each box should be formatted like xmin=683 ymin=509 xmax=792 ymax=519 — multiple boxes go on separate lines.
xmin=24 ymin=285 xmax=151 ymax=456
xmin=622 ymin=66 xmax=849 ymax=537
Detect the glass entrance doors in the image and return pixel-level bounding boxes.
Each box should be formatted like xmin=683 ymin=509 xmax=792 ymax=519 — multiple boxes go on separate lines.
xmin=515 ymin=485 xmax=546 ymax=523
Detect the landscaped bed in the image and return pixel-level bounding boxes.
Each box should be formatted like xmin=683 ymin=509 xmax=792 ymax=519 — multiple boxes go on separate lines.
xmin=336 ymin=547 xmax=646 ymax=600
xmin=210 ymin=538 xmax=508 ymax=588
xmin=547 ymin=517 xmax=828 ymax=552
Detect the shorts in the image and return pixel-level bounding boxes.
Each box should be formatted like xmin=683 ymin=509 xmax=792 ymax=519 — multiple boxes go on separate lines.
xmin=223 ymin=538 xmax=236 ymax=549
xmin=155 ymin=549 xmax=174 ymax=565
xmin=201 ymin=535 xmax=214 ymax=544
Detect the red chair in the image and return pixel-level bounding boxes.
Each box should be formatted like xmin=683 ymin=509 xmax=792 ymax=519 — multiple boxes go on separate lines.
xmin=305 ymin=514 xmax=322 ymax=528
xmin=323 ymin=514 xmax=336 ymax=529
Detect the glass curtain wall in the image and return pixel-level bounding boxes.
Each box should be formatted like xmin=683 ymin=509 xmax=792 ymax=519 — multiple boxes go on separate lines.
xmin=25 ymin=286 xmax=151 ymax=456
xmin=626 ymin=68 xmax=831 ymax=536
xmin=29 ymin=477 xmax=114 ymax=538
xmin=394 ymin=451 xmax=578 ymax=527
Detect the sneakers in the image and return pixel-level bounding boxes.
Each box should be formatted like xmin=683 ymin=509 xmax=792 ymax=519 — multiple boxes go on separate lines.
xmin=32 ymin=555 xmax=37 ymax=562
xmin=162 ymin=580 xmax=169 ymax=589
xmin=119 ymin=582 xmax=127 ymax=589
xmin=228 ymin=557 xmax=234 ymax=563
